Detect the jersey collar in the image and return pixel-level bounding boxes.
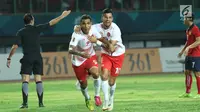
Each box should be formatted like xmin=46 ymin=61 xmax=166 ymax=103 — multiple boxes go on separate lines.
xmin=187 ymin=24 xmax=194 ymax=31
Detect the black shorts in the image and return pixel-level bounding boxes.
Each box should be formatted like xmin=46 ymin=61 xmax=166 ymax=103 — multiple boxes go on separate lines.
xmin=185 ymin=56 xmax=200 ymax=72
xmin=20 ymin=55 xmax=43 ymax=75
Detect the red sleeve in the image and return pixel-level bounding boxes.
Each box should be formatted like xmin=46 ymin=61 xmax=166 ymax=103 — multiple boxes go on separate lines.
xmin=192 ymin=26 xmax=200 ymax=38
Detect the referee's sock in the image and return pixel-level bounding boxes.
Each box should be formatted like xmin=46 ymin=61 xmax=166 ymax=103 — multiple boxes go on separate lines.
xmin=22 ymin=81 xmax=29 ymax=105
xmin=36 ymin=81 xmax=43 ymax=104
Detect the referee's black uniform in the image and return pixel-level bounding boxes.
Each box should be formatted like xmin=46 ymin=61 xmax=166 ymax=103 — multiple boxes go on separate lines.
xmin=7 ymin=10 xmax=71 ymax=109
xmin=16 ymin=23 xmax=50 ymax=75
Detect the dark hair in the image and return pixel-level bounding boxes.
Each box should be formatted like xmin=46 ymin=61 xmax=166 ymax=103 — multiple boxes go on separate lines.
xmin=102 ymin=8 xmax=112 ymax=14
xmin=23 ymin=13 xmax=33 ymax=24
xmin=80 ymin=14 xmax=92 ymax=23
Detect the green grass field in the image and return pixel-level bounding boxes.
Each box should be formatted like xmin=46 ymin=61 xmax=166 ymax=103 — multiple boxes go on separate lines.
xmin=0 ymin=74 xmax=200 ymax=112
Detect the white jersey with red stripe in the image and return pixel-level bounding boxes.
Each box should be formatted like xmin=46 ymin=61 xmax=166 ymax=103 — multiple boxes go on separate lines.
xmin=93 ymin=22 xmax=125 ymax=56
xmin=69 ymin=27 xmax=101 ymax=66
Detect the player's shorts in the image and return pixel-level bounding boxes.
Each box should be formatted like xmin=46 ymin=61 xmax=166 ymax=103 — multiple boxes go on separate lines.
xmin=185 ymin=56 xmax=200 ymax=72
xmin=20 ymin=54 xmax=43 ymax=75
xmin=72 ymin=55 xmax=98 ymax=82
xmin=101 ymin=53 xmax=124 ymax=77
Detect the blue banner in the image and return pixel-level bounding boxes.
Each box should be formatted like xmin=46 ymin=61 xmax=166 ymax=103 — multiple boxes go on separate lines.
xmin=0 ymin=11 xmax=199 ymax=36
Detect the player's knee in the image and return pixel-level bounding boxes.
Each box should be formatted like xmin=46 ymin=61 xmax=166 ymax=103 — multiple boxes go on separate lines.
xmin=109 ymin=81 xmax=115 ymax=86
xmin=101 ymin=74 xmax=108 ymax=81
xmin=91 ymin=72 xmax=99 ymax=79
xmin=195 ymin=72 xmax=200 ymax=77
xmin=184 ymin=70 xmax=191 ymax=75
xmin=80 ymin=81 xmax=87 ymax=89
xmin=34 ymin=75 xmax=42 ymax=82
xmin=22 ymin=74 xmax=30 ymax=82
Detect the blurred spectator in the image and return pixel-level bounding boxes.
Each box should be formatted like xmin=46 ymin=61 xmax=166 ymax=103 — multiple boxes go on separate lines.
xmin=94 ymin=0 xmax=106 ymax=11
xmin=48 ymin=0 xmax=61 ymax=12
xmin=111 ymin=0 xmax=122 ymax=11
xmin=61 ymin=0 xmax=76 ymax=11
xmin=123 ymin=0 xmax=133 ymax=10
xmin=139 ymin=0 xmax=150 ymax=10
xmin=16 ymin=0 xmax=30 ymax=13
xmin=78 ymin=0 xmax=91 ymax=11
xmin=32 ymin=0 xmax=45 ymax=13
xmin=166 ymin=0 xmax=179 ymax=10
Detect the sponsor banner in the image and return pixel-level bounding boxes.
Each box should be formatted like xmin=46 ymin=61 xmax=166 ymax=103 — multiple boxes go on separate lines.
xmin=42 ymin=52 xmax=75 ymax=78
xmin=0 ymin=48 xmax=163 ymax=81
xmin=0 ymin=53 xmax=22 ymax=81
xmin=159 ymin=47 xmax=185 ymax=72
xmin=121 ymin=48 xmax=162 ymax=74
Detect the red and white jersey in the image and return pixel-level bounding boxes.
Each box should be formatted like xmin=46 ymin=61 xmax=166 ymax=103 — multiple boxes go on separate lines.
xmin=69 ymin=27 xmax=101 ymax=66
xmin=93 ymin=22 xmax=125 ymax=56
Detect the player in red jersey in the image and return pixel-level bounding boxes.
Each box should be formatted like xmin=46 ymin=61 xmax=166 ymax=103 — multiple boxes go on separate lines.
xmin=178 ymin=13 xmax=200 ymax=98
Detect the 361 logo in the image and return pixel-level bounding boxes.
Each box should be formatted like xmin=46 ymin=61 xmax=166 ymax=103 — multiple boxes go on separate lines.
xmin=180 ymin=5 xmax=192 ymax=18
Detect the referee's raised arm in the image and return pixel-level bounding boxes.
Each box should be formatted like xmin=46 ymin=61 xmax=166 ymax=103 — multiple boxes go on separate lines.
xmin=36 ymin=10 xmax=71 ymax=32
xmin=49 ymin=10 xmax=71 ymax=26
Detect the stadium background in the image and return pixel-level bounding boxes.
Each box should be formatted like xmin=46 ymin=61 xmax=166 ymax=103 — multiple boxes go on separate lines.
xmin=0 ymin=0 xmax=200 ymax=112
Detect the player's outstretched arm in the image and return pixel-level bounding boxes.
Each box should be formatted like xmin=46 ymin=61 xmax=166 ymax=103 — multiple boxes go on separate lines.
xmin=49 ymin=10 xmax=71 ymax=26
xmin=68 ymin=45 xmax=90 ymax=58
xmin=6 ymin=44 xmax=18 ymax=68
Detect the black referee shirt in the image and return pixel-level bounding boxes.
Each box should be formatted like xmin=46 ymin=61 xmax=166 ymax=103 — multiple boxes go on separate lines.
xmin=15 ymin=23 xmax=51 ymax=56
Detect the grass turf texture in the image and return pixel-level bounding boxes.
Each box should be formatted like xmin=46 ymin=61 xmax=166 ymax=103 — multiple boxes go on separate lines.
xmin=0 ymin=74 xmax=200 ymax=112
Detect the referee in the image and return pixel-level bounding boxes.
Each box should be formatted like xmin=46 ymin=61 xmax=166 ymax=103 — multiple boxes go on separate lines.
xmin=6 ymin=10 xmax=71 ymax=109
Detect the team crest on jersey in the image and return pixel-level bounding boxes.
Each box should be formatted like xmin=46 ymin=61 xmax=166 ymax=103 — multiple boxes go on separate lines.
xmin=107 ymin=32 xmax=111 ymax=37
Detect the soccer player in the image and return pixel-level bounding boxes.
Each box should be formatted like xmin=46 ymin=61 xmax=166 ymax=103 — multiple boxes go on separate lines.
xmin=68 ymin=14 xmax=111 ymax=111
xmin=6 ymin=10 xmax=71 ymax=108
xmin=74 ymin=8 xmax=125 ymax=111
xmin=95 ymin=8 xmax=125 ymax=111
xmin=178 ymin=13 xmax=200 ymax=98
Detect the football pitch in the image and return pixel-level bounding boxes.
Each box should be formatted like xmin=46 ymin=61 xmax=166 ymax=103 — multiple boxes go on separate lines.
xmin=0 ymin=74 xmax=200 ymax=112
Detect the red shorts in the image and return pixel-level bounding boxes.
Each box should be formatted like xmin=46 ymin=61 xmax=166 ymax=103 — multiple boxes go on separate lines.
xmin=72 ymin=55 xmax=98 ymax=82
xmin=101 ymin=53 xmax=124 ymax=77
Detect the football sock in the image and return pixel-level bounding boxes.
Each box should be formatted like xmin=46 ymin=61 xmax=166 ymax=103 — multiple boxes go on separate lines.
xmin=185 ymin=74 xmax=192 ymax=93
xmin=81 ymin=87 xmax=90 ymax=100
xmin=36 ymin=81 xmax=43 ymax=103
xmin=110 ymin=83 xmax=116 ymax=99
xmin=94 ymin=77 xmax=101 ymax=96
xmin=22 ymin=81 xmax=29 ymax=104
xmin=102 ymin=80 xmax=109 ymax=101
xmin=195 ymin=76 xmax=200 ymax=94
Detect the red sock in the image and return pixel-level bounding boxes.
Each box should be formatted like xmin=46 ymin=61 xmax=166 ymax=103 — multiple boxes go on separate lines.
xmin=195 ymin=76 xmax=200 ymax=94
xmin=185 ymin=74 xmax=192 ymax=93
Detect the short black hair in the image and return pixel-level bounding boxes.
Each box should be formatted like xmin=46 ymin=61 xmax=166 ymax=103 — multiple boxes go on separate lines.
xmin=102 ymin=8 xmax=112 ymax=14
xmin=23 ymin=13 xmax=33 ymax=24
xmin=80 ymin=14 xmax=92 ymax=23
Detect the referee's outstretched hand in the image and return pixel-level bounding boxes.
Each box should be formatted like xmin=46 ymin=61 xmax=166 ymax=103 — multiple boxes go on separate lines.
xmin=61 ymin=10 xmax=71 ymax=18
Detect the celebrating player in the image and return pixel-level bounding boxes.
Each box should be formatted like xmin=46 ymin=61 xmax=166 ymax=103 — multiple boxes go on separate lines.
xmin=68 ymin=14 xmax=112 ymax=111
xmin=95 ymin=8 xmax=125 ymax=111
xmin=6 ymin=10 xmax=71 ymax=108
xmin=178 ymin=13 xmax=200 ymax=98
xmin=75 ymin=8 xmax=125 ymax=111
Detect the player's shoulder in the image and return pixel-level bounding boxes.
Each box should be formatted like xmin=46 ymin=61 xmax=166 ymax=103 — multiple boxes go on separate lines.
xmin=16 ymin=28 xmax=25 ymax=35
xmin=192 ymin=25 xmax=200 ymax=31
xmin=111 ymin=22 xmax=121 ymax=32
xmin=193 ymin=25 xmax=199 ymax=29
xmin=92 ymin=23 xmax=101 ymax=30
xmin=72 ymin=32 xmax=81 ymax=39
